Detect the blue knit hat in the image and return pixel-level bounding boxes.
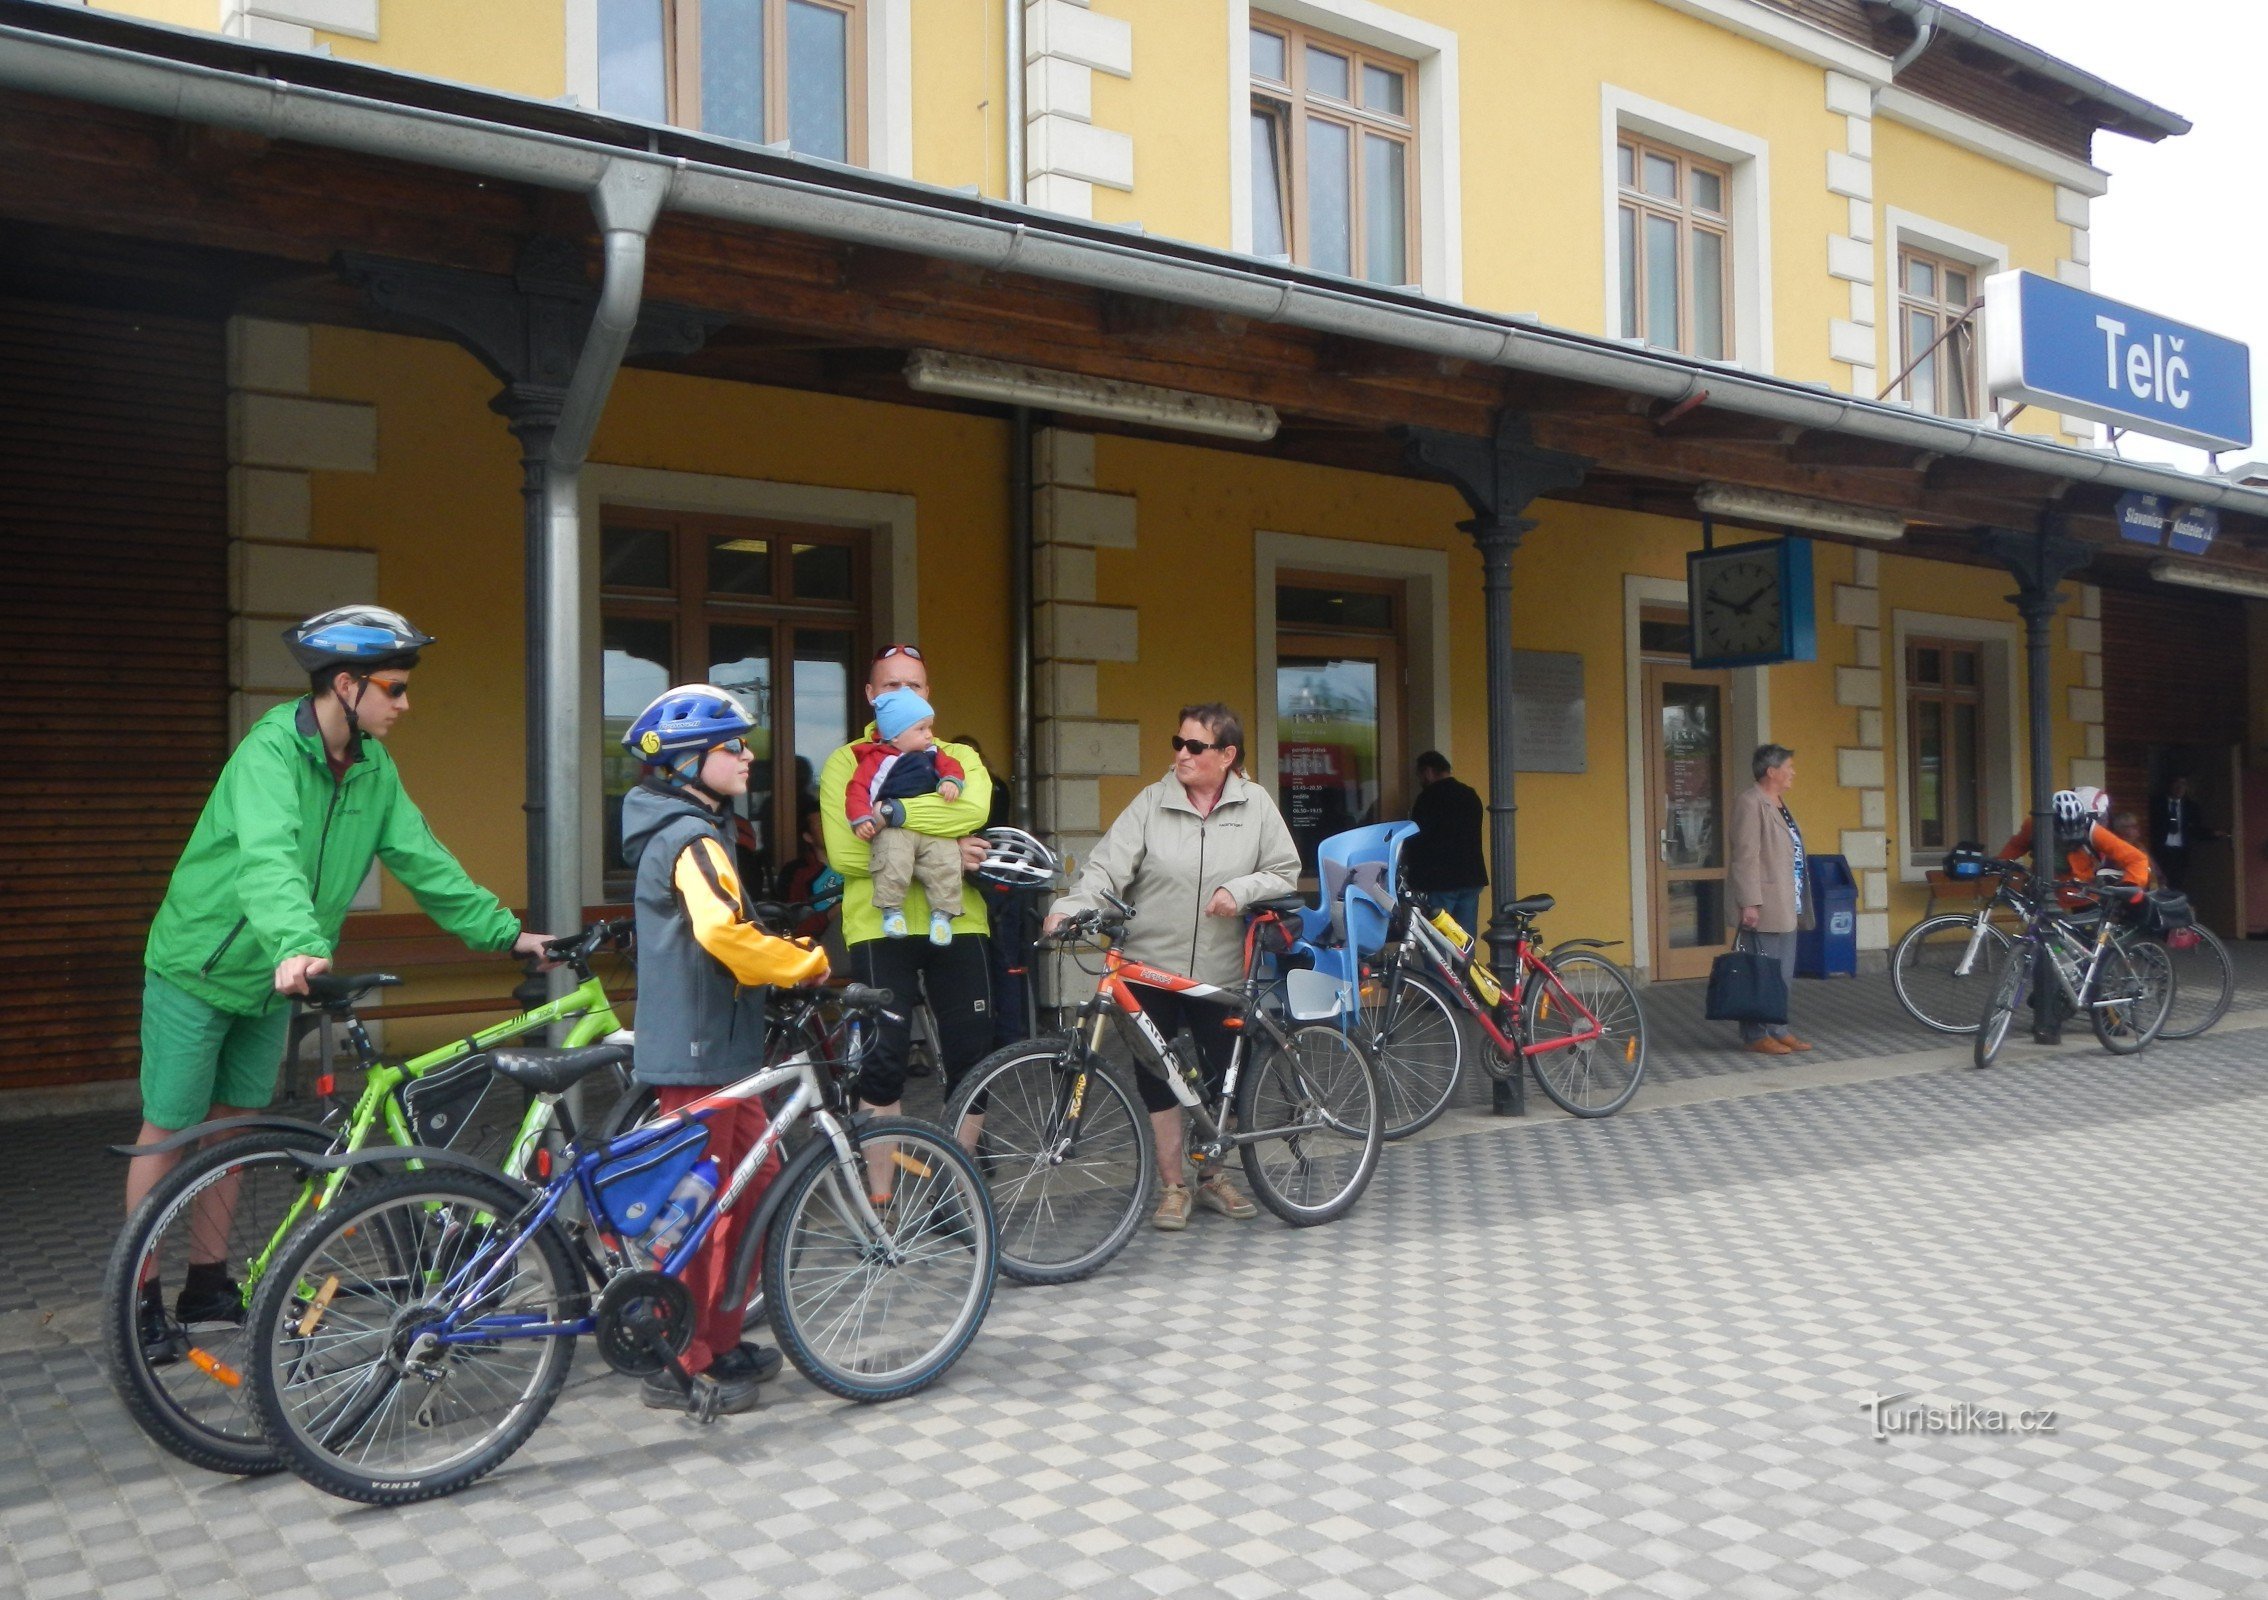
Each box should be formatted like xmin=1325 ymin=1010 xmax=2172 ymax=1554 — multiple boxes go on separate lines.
xmin=874 ymin=688 xmax=935 ymax=744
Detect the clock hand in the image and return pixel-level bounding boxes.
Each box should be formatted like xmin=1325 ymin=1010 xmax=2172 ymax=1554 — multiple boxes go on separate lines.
xmin=1725 ymin=584 xmax=1774 ymax=613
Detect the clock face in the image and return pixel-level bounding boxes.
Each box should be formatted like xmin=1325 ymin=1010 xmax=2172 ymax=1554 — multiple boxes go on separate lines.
xmin=1693 ymin=549 xmax=1785 ymax=661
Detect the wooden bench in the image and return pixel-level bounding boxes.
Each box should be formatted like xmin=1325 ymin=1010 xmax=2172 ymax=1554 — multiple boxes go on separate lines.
xmin=1922 ymin=869 xmax=1993 ymax=918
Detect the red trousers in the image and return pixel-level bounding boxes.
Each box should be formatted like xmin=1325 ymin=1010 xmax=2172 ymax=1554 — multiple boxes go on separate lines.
xmin=652 ymin=1087 xmax=781 ymax=1373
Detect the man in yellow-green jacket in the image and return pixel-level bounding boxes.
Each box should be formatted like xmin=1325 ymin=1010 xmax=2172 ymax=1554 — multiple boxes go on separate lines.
xmin=127 ymin=606 xmax=553 ymax=1339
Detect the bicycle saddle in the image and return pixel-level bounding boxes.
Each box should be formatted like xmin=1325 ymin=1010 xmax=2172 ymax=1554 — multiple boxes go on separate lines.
xmin=1247 ymin=895 xmax=1309 ymax=917
xmin=300 ymin=972 xmax=403 ymax=1009
xmin=1498 ymin=894 xmax=1556 ymax=919
xmin=489 ymin=1043 xmax=631 ymax=1095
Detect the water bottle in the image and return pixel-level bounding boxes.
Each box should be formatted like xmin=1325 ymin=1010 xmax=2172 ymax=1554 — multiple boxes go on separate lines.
xmin=640 ymin=1158 xmax=718 ymax=1266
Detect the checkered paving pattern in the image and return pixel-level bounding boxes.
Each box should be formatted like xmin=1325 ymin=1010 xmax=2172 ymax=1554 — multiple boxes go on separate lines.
xmin=8 ymin=1026 xmax=2268 ymax=1597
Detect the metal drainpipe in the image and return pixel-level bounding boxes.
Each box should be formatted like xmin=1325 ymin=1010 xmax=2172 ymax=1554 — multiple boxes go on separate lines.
xmin=535 ymin=160 xmax=671 ymax=973
xmin=1010 ymin=405 xmax=1035 ymax=831
xmin=1005 ymin=0 xmax=1024 ymax=204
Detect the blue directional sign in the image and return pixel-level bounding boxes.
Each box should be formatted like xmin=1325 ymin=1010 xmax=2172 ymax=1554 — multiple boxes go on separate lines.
xmin=1982 ymin=271 xmax=2252 ymax=453
xmin=2115 ymin=492 xmax=2166 ymax=546
xmin=2111 ymin=491 xmax=2220 ymax=555
xmin=2168 ymin=504 xmax=2219 ymax=556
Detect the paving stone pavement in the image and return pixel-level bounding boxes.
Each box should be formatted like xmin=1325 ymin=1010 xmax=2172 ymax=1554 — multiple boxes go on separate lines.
xmin=6 ymin=998 xmax=2268 ymax=1597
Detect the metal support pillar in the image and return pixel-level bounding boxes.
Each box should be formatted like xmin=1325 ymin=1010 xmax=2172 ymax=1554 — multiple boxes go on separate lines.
xmin=1981 ymin=521 xmax=2093 ymax=1043
xmin=1405 ymin=415 xmax=1589 ymax=1115
xmin=1010 ymin=406 xmax=1035 ymax=832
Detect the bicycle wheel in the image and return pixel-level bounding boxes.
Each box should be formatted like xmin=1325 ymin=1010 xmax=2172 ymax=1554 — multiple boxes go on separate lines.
xmin=2157 ymin=926 xmax=2234 ymax=1040
xmin=101 ymin=1127 xmax=336 ymax=1475
xmin=247 ymin=1168 xmax=581 ymax=1505
xmin=764 ymin=1117 xmax=996 ymax=1402
xmin=1891 ymin=914 xmax=2015 ymax=1035
xmin=1357 ymin=967 xmax=1464 ymax=1138
xmin=1235 ymin=1022 xmax=1384 ymax=1226
xmin=1974 ymin=940 xmax=2031 ymax=1069
xmin=2092 ymin=938 xmax=2174 ymax=1055
xmin=942 ymin=1040 xmax=1152 ymax=1285
xmin=1521 ymin=951 xmax=1647 ymax=1117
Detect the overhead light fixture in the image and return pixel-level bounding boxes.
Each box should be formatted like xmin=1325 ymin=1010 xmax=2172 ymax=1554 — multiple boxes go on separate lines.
xmin=1694 ymin=483 xmax=1907 ymax=542
xmin=2149 ymin=558 xmax=2268 ymax=600
xmin=904 ymin=350 xmax=1280 ymax=441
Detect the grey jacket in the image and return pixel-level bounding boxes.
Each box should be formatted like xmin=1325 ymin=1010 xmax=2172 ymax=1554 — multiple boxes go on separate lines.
xmin=1726 ymin=782 xmax=1815 ymax=936
xmin=621 ymin=782 xmax=774 ymax=1086
xmin=1051 ymin=770 xmax=1302 ymax=985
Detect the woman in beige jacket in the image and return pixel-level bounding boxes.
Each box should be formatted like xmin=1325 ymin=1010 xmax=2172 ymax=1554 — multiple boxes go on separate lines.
xmin=1045 ymin=702 xmax=1302 ymax=1231
xmin=1725 ymin=743 xmax=1815 ymax=1054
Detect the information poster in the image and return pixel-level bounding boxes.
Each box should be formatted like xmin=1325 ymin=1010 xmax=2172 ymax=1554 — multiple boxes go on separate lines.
xmin=1511 ymin=650 xmax=1586 ymax=773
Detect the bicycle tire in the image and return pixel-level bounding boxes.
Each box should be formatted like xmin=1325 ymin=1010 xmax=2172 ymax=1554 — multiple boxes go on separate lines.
xmin=941 ymin=1039 xmax=1153 ymax=1285
xmin=2091 ymin=938 xmax=2173 ymax=1055
xmin=247 ymin=1167 xmax=581 ymax=1506
xmin=2156 ymin=926 xmax=2234 ymax=1040
xmin=1521 ymin=950 xmax=1647 ymax=1117
xmin=1891 ymin=914 xmax=2015 ymax=1035
xmin=101 ymin=1126 xmax=337 ymax=1475
xmin=1973 ymin=940 xmax=2030 ymax=1069
xmin=1235 ymin=1022 xmax=1384 ymax=1226
xmin=764 ymin=1117 xmax=996 ymax=1402
xmin=1358 ymin=967 xmax=1464 ymax=1138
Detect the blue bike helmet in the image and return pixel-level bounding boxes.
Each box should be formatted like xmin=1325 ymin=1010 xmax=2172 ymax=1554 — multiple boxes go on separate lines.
xmin=622 ymin=684 xmax=755 ymax=780
xmin=283 ymin=605 xmax=434 ymax=676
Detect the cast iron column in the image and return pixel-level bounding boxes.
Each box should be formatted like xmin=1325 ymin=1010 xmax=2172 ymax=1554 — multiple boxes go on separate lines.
xmin=1405 ymin=415 xmax=1590 ymax=1115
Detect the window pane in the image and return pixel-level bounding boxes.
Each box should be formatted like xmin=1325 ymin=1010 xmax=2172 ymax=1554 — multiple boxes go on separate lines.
xmin=1905 ymin=255 xmax=1935 ymax=298
xmin=1251 ymin=107 xmax=1290 ymax=258
xmin=786 ymin=0 xmax=849 ymax=162
xmin=1250 ymin=26 xmax=1287 ymax=81
xmin=1945 ymin=267 xmax=1970 ymax=304
xmin=700 ymin=0 xmax=765 ymax=142
xmin=1916 ymin=699 xmax=1944 ymax=849
xmin=1914 ymin=647 xmax=1941 ymax=684
xmin=708 ymin=535 xmax=772 ymax=597
xmin=1361 ymin=63 xmax=1405 ymax=115
xmin=1361 ymin=133 xmax=1407 ymax=284
xmin=1906 ymin=309 xmax=1937 ymax=411
xmin=792 ymin=629 xmax=856 ymax=810
xmin=1951 ymin=701 xmax=1980 ymax=843
xmin=1660 ymin=682 xmax=1724 ymax=869
xmin=1644 ymin=213 xmax=1680 ymax=349
xmin=1951 ymin=649 xmax=1978 ymax=688
xmin=1946 ymin=326 xmax=1972 ymax=416
xmin=1642 ymin=152 xmax=1677 ymax=200
xmin=1617 ymin=142 xmax=1634 ymax=187
xmin=1278 ymin=584 xmax=1394 ymax=631
xmin=601 ymin=616 xmax=674 ymax=876
xmin=1691 ymin=167 xmax=1723 ymax=214
xmin=708 ymin=624 xmax=776 ymax=882
xmin=1306 ymin=46 xmax=1350 ymax=101
xmin=1691 ymin=227 xmax=1725 ymax=360
xmin=1278 ymin=654 xmax=1381 ymax=874
xmin=1618 ymin=206 xmax=1638 ymax=338
xmin=596 ymin=0 xmax=667 ymax=122
xmin=791 ymin=540 xmax=854 ymax=600
xmin=1307 ymin=118 xmax=1352 ymax=275
xmin=601 ymin=524 xmax=672 ymax=590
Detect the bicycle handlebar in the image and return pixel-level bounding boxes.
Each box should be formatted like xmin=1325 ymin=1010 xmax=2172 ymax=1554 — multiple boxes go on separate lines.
xmin=538 ymin=917 xmax=635 ymax=965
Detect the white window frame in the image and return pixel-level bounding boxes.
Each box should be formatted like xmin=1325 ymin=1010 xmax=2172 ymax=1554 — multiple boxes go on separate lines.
xmin=1888 ymin=609 xmax=2024 ymax=881
xmin=575 ymin=464 xmax=918 ymax=901
xmin=564 ymin=0 xmax=913 ymax=177
xmin=1227 ymin=0 xmax=1462 ymax=302
xmin=1600 ymin=87 xmax=1772 ymax=372
xmin=1880 ymin=208 xmax=2005 ymax=417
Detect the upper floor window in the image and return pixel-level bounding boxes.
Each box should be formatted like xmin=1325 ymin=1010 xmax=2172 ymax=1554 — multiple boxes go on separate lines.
xmin=1897 ymin=247 xmax=1979 ymax=418
xmin=598 ymin=0 xmax=864 ymax=164
xmin=1250 ymin=18 xmax=1417 ymax=286
xmin=1617 ymin=136 xmax=1730 ymax=360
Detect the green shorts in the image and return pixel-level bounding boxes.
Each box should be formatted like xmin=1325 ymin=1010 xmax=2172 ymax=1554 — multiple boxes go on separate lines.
xmin=139 ymin=970 xmax=291 ymax=1130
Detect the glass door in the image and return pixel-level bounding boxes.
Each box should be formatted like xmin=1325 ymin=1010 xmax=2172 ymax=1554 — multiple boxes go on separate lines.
xmin=1643 ymin=662 xmax=1734 ymax=980
xmin=1276 ymin=634 xmax=1401 ymax=876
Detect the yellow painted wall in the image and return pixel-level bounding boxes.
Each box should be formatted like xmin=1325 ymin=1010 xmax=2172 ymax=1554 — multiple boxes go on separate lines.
xmin=913 ymin=0 xmax=1007 ymax=195
xmin=321 ymin=0 xmax=566 ymax=101
xmin=92 ymin=0 xmax=215 ymax=33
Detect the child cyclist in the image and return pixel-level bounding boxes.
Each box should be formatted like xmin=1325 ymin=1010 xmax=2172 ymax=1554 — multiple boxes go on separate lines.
xmin=1998 ymin=786 xmax=2152 ymax=910
xmin=619 ymin=684 xmax=830 ymax=1414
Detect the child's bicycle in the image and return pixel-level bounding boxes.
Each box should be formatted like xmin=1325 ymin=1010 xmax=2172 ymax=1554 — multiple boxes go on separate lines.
xmin=242 ymin=983 xmax=997 ymax=1505
xmin=100 ymin=918 xmax=636 ymax=1476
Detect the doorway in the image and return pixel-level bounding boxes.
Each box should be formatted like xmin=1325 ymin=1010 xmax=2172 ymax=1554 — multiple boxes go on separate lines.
xmin=1643 ymin=658 xmax=1736 ymax=980
xmin=1274 ymin=575 xmax=1407 ymax=877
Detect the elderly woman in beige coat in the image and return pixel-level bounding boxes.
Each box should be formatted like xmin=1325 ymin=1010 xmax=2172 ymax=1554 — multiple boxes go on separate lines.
xmin=1726 ymin=743 xmax=1815 ymax=1054
xmin=1043 ymin=702 xmax=1301 ymax=1231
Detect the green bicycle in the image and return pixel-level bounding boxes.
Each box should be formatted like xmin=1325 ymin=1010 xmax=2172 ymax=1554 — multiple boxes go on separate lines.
xmin=99 ymin=918 xmax=635 ymax=1476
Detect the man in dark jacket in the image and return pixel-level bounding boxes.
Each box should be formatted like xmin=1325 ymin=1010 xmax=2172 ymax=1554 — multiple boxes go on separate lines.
xmin=2151 ymin=776 xmax=2211 ymax=892
xmin=1405 ymin=751 xmax=1487 ymax=936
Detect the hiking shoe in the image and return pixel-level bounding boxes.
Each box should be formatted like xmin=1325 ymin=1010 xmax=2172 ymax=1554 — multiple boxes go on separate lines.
xmin=1152 ymin=1184 xmax=1193 ymax=1231
xmin=1195 ymin=1174 xmax=1257 ymax=1220
xmin=929 ymin=910 xmax=954 ymax=947
xmin=642 ymin=1367 xmax=763 ymax=1415
xmin=881 ymin=908 xmax=910 ymax=939
xmin=175 ymin=1276 xmax=246 ymax=1327
xmin=137 ymin=1280 xmax=185 ymax=1367
xmin=709 ymin=1342 xmax=784 ymax=1384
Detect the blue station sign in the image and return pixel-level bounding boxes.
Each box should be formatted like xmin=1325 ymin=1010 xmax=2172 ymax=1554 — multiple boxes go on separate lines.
xmin=1982 ymin=271 xmax=2252 ymax=453
xmin=2113 ymin=491 xmax=2220 ymax=554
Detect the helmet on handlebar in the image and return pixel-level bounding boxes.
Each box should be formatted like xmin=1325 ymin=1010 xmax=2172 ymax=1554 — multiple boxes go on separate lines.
xmin=973 ymin=826 xmax=1058 ymax=889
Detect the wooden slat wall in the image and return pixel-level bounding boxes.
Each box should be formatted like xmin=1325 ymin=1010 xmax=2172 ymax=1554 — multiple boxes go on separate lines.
xmin=2099 ymin=585 xmax=2247 ymax=811
xmin=0 ymin=298 xmax=228 ymax=1090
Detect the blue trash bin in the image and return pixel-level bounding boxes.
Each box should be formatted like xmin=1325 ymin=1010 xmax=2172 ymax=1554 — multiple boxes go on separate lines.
xmin=1796 ymin=855 xmax=1858 ymax=978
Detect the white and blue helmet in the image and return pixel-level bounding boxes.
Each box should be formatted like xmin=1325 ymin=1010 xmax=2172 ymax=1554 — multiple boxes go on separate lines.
xmin=283 ymin=605 xmax=433 ymax=676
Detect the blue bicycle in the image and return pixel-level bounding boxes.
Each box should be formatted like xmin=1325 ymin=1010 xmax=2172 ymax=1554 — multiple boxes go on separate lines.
xmin=242 ymin=983 xmax=998 ymax=1504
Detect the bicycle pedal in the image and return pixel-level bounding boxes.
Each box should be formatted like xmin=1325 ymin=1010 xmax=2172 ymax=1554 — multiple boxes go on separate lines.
xmin=685 ymin=1375 xmax=723 ymax=1424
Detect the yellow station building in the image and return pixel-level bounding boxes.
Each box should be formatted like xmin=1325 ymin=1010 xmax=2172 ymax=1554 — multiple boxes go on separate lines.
xmin=4 ymin=0 xmax=2264 ymax=1096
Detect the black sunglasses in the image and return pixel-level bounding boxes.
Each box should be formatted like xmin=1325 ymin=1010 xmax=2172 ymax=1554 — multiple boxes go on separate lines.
xmin=1171 ymin=736 xmax=1228 ymax=756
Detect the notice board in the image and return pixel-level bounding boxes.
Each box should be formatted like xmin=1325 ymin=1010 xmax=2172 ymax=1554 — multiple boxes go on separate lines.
xmin=1511 ymin=650 xmax=1585 ymax=773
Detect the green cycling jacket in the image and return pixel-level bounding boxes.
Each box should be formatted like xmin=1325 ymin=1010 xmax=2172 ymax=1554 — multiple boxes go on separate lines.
xmin=144 ymin=699 xmax=522 ymax=1016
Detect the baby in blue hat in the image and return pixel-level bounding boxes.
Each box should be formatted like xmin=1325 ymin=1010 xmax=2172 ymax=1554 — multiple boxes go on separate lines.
xmin=842 ymin=688 xmax=968 ymax=942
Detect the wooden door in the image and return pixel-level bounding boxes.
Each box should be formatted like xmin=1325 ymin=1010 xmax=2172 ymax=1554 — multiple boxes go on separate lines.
xmin=1644 ymin=662 xmax=1735 ymax=980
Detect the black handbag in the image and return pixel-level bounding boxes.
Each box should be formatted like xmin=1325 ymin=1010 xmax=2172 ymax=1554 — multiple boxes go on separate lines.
xmin=1705 ymin=932 xmax=1789 ymax=1025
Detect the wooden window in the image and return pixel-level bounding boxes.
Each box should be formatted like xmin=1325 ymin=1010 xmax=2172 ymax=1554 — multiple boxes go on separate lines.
xmin=1906 ymin=637 xmax=1984 ymax=851
xmin=599 ymin=510 xmax=868 ymax=893
xmin=1617 ymin=136 xmax=1732 ymax=360
xmin=1897 ymin=246 xmax=1980 ymax=418
xmin=1250 ymin=17 xmax=1418 ymax=286
xmin=597 ymin=0 xmax=865 ymax=164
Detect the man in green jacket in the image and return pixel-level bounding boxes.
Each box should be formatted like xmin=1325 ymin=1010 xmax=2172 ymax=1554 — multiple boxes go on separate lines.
xmin=127 ymin=605 xmax=552 ymax=1332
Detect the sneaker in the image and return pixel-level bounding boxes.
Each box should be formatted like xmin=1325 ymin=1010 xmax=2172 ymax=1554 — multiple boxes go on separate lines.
xmin=881 ymin=908 xmax=910 ymax=939
xmin=1195 ymin=1174 xmax=1257 ymax=1220
xmin=1152 ymin=1184 xmax=1193 ymax=1232
xmin=929 ymin=910 xmax=954 ymax=947
xmin=137 ymin=1280 xmax=185 ymax=1367
xmin=175 ymin=1275 xmax=246 ymax=1327
xmin=642 ymin=1366 xmax=763 ymax=1415
xmin=709 ymin=1342 xmax=784 ymax=1384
